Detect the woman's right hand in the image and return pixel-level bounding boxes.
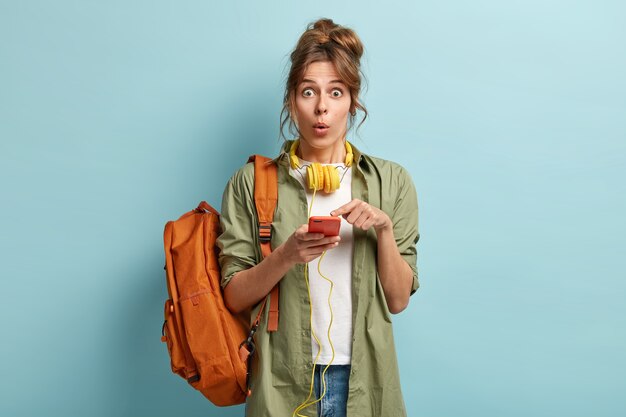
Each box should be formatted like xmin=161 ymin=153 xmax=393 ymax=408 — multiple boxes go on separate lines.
xmin=279 ymin=224 xmax=341 ymax=265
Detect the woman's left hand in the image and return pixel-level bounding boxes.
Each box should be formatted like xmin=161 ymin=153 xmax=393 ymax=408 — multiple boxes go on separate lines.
xmin=330 ymin=199 xmax=392 ymax=233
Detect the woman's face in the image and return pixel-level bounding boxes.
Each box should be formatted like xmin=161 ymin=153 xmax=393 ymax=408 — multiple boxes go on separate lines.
xmin=293 ymin=60 xmax=352 ymax=152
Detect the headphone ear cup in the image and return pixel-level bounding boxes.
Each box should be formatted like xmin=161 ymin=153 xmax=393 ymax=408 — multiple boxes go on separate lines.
xmin=311 ymin=163 xmax=322 ymax=191
xmin=304 ymin=162 xmax=344 ymax=193
xmin=316 ymin=164 xmax=324 ymax=191
xmin=323 ymin=166 xmax=331 ymax=193
xmin=306 ymin=164 xmax=315 ymax=190
xmin=330 ymin=167 xmax=340 ymax=192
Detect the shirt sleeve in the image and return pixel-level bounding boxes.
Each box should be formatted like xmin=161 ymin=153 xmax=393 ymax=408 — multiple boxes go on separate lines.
xmin=392 ymin=166 xmax=420 ymax=296
xmin=215 ymin=165 xmax=260 ymax=289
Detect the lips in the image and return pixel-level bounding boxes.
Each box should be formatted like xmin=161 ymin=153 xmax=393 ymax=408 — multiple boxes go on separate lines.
xmin=313 ymin=123 xmax=330 ymax=137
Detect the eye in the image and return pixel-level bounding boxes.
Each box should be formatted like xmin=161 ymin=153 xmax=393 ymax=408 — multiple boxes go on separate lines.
xmin=302 ymin=88 xmax=314 ymax=97
xmin=332 ymin=89 xmax=343 ymax=98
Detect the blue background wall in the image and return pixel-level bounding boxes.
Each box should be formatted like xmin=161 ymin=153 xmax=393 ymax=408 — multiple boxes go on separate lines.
xmin=1 ymin=1 xmax=624 ymax=416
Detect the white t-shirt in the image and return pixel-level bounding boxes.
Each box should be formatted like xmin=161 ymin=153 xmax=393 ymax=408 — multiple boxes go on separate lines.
xmin=289 ymin=158 xmax=354 ymax=365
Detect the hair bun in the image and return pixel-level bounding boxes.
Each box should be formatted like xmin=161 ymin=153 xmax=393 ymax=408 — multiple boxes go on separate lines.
xmin=312 ymin=18 xmax=337 ymax=32
xmin=311 ymin=18 xmax=364 ymax=60
xmin=329 ymin=28 xmax=363 ymax=60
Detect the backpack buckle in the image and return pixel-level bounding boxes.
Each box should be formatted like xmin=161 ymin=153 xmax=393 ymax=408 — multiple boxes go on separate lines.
xmin=258 ymin=223 xmax=271 ymax=243
xmin=238 ymin=323 xmax=258 ymax=362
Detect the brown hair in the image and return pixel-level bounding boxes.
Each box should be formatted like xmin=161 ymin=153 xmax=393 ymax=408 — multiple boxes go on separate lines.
xmin=279 ymin=18 xmax=369 ymax=142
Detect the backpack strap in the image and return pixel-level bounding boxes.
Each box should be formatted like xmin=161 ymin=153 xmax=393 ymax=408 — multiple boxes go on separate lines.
xmin=248 ymin=154 xmax=279 ymax=332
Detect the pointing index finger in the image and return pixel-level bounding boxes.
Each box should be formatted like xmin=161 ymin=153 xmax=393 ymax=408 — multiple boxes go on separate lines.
xmin=330 ymin=199 xmax=358 ymax=217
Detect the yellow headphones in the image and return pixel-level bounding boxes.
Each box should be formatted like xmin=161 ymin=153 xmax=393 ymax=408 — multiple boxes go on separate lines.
xmin=289 ymin=139 xmax=354 ymax=193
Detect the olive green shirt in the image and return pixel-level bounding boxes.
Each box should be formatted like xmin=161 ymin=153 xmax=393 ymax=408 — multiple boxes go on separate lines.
xmin=216 ymin=139 xmax=420 ymax=417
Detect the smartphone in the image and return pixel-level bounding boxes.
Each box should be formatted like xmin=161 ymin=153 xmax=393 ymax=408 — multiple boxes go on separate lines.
xmin=308 ymin=216 xmax=341 ymax=236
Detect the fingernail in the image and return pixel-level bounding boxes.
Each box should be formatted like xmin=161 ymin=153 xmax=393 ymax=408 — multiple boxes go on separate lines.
xmin=330 ymin=211 xmax=335 ymax=216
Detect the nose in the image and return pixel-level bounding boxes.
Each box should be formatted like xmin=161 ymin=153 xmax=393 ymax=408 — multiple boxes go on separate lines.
xmin=315 ymin=97 xmax=328 ymax=115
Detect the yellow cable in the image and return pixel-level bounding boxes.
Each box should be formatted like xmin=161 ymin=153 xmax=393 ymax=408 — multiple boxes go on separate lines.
xmin=292 ymin=188 xmax=337 ymax=417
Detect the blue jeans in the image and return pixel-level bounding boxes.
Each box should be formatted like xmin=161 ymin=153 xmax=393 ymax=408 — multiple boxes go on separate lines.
xmin=313 ymin=364 xmax=351 ymax=417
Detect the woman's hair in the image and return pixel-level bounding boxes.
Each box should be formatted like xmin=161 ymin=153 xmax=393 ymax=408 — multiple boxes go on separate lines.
xmin=279 ymin=18 xmax=369 ymax=142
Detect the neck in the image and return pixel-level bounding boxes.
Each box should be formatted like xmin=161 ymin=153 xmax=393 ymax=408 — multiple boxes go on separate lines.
xmin=296 ymin=137 xmax=347 ymax=164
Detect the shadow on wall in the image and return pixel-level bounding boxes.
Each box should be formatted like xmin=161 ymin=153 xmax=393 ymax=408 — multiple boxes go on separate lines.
xmin=97 ymin=84 xmax=279 ymax=417
xmin=100 ymin=248 xmax=246 ymax=416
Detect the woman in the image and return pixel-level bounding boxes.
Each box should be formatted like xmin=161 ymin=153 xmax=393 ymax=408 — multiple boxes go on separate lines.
xmin=216 ymin=18 xmax=420 ymax=417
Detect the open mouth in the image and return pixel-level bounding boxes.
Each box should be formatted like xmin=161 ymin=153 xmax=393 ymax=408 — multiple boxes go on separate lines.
xmin=313 ymin=124 xmax=329 ymax=136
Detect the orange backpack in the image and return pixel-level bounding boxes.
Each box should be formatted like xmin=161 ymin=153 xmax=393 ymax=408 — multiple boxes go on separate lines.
xmin=161 ymin=155 xmax=280 ymax=406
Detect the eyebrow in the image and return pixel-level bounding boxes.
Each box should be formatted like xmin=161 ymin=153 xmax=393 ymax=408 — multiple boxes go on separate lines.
xmin=300 ymin=78 xmax=345 ymax=85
